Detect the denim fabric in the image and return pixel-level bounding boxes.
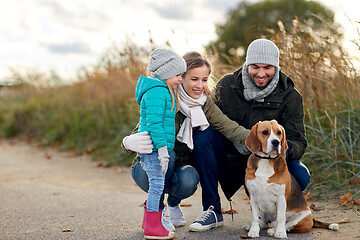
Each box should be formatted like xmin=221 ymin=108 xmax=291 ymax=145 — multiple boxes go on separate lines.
xmin=132 ymin=151 xmax=199 ymax=210
xmin=287 ymin=160 xmax=311 ymax=191
xmin=191 ymin=126 xmax=227 ymax=211
xmin=138 ymin=151 xmax=169 ymax=212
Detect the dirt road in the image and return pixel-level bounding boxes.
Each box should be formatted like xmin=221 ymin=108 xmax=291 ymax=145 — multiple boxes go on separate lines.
xmin=0 ymin=140 xmax=358 ymax=240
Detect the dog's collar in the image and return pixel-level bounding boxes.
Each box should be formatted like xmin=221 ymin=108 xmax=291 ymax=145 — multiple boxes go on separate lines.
xmin=255 ymin=153 xmax=280 ymax=159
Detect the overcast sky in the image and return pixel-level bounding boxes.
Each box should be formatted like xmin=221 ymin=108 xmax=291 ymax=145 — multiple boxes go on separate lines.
xmin=0 ymin=0 xmax=359 ymax=82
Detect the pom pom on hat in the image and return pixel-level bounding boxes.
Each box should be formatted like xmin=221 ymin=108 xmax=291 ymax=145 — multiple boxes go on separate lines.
xmin=245 ymin=39 xmax=279 ymax=68
xmin=148 ymin=48 xmax=186 ymax=80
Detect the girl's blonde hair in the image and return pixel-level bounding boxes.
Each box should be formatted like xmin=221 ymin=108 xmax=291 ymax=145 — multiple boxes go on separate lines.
xmin=182 ymin=51 xmax=214 ymax=97
xmin=164 ymin=80 xmax=178 ymax=112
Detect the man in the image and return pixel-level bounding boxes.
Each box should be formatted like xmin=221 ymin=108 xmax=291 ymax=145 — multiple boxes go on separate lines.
xmin=123 ymin=39 xmax=310 ymax=232
xmin=214 ymin=38 xmax=309 ymax=193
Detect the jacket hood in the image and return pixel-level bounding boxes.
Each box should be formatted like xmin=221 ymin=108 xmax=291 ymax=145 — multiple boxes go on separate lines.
xmin=232 ymin=67 xmax=295 ymax=100
xmin=135 ymin=75 xmax=167 ymax=104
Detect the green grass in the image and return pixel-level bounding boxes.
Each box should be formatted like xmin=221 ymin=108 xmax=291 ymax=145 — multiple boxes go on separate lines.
xmin=304 ymin=109 xmax=360 ymax=199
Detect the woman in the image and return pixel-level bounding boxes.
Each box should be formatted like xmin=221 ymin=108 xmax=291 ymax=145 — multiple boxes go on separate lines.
xmin=123 ymin=51 xmax=249 ymax=232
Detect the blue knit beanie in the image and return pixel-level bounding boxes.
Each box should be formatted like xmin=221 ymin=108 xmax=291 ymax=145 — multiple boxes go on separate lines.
xmin=148 ymin=48 xmax=186 ymax=80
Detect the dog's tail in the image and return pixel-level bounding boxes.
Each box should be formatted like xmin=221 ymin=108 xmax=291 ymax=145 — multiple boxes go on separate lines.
xmin=313 ymin=219 xmax=339 ymax=231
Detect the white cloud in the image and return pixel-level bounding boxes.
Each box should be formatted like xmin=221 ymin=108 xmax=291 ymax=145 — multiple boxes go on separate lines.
xmin=0 ymin=0 xmax=359 ymax=82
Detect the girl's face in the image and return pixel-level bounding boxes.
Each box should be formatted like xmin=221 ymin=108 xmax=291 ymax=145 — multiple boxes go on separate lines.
xmin=166 ymin=73 xmax=183 ymax=89
xmin=182 ymin=65 xmax=210 ymax=99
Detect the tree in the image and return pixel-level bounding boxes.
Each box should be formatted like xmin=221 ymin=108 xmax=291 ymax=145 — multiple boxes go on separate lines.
xmin=208 ymin=0 xmax=341 ymax=63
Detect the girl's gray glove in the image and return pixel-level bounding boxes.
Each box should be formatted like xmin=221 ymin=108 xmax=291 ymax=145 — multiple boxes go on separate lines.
xmin=122 ymin=131 xmax=153 ymax=154
xmin=158 ymin=146 xmax=169 ymax=173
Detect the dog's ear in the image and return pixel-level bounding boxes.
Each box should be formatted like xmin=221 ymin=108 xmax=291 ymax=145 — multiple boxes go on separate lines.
xmin=280 ymin=125 xmax=288 ymax=158
xmin=245 ymin=123 xmax=261 ymax=153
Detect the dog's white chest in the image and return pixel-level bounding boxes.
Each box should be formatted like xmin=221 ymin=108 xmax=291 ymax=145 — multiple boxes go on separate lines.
xmin=247 ymin=159 xmax=285 ymax=214
xmin=255 ymin=159 xmax=275 ymax=177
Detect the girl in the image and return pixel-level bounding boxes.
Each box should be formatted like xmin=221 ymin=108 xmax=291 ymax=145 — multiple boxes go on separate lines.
xmin=134 ymin=48 xmax=186 ymax=239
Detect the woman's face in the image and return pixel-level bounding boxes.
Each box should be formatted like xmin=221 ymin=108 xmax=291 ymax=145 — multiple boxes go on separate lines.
xmin=182 ymin=65 xmax=210 ymax=99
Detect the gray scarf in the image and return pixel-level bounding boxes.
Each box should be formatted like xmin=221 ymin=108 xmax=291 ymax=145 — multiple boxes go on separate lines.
xmin=242 ymin=64 xmax=280 ymax=102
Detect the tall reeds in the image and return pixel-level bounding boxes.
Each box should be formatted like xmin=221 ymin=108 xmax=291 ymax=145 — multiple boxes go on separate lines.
xmin=0 ymin=19 xmax=359 ymax=197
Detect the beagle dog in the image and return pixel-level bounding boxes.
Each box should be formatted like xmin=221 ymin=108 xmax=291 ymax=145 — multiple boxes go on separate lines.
xmin=244 ymin=120 xmax=338 ymax=238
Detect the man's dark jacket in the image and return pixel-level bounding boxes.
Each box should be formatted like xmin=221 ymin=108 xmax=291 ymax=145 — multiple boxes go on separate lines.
xmin=214 ymin=67 xmax=307 ymax=199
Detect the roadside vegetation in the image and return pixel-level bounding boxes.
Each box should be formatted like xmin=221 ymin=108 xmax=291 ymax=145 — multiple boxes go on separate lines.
xmin=0 ymin=19 xmax=359 ymax=201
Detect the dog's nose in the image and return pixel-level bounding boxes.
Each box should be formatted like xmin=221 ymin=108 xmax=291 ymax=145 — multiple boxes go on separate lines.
xmin=271 ymin=139 xmax=280 ymax=147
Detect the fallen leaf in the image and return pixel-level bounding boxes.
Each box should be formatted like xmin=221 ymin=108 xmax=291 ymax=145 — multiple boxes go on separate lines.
xmin=50 ymin=141 xmax=60 ymax=148
xmin=97 ymin=162 xmax=104 ymax=167
xmin=240 ymin=235 xmax=250 ymax=239
xmin=348 ymin=177 xmax=360 ymax=185
xmin=353 ymin=199 xmax=360 ymax=206
xmin=309 ymin=203 xmax=320 ymax=211
xmin=304 ymin=191 xmax=311 ymax=200
xmin=338 ymin=193 xmax=353 ymax=206
xmin=243 ymin=196 xmax=248 ymax=200
xmin=340 ymin=218 xmax=350 ymax=223
xmin=62 ymin=229 xmax=74 ymax=232
xmin=179 ymin=203 xmax=192 ymax=207
xmin=222 ymin=209 xmax=238 ymax=214
xmin=26 ymin=134 xmax=32 ymax=144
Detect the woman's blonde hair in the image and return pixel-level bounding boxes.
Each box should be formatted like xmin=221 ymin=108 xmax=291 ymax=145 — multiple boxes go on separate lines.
xmin=182 ymin=51 xmax=214 ymax=97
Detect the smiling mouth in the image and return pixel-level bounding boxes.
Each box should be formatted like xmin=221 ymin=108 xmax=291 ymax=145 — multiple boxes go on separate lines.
xmin=256 ymin=77 xmax=267 ymax=82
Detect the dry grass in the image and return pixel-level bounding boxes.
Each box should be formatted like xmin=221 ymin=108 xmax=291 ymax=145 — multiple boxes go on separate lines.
xmin=0 ymin=19 xmax=359 ymax=196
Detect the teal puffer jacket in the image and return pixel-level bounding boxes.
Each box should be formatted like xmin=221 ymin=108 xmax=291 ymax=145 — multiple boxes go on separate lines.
xmin=135 ymin=75 xmax=176 ymax=151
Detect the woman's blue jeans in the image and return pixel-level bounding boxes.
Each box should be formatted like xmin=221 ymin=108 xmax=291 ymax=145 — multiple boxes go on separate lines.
xmin=133 ymin=151 xmax=199 ymax=210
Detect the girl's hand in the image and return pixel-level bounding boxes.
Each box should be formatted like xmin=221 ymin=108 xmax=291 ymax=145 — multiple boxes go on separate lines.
xmin=158 ymin=146 xmax=169 ymax=173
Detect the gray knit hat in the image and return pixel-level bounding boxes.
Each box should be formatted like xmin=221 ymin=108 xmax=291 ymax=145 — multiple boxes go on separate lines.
xmin=245 ymin=39 xmax=279 ymax=68
xmin=148 ymin=48 xmax=186 ymax=80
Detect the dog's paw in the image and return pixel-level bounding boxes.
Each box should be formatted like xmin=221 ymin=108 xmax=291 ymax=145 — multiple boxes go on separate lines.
xmin=248 ymin=226 xmax=260 ymax=238
xmin=274 ymin=230 xmax=287 ymax=239
xmin=267 ymin=228 xmax=276 ymax=237
xmin=242 ymin=224 xmax=251 ymax=231
xmin=270 ymin=220 xmax=277 ymax=228
xmin=248 ymin=230 xmax=260 ymax=238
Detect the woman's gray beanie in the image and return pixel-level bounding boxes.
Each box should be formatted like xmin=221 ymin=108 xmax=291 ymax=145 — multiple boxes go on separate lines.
xmin=245 ymin=39 xmax=279 ymax=68
xmin=148 ymin=48 xmax=186 ymax=80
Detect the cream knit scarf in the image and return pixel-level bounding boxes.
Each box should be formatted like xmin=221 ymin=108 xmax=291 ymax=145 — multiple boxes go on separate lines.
xmin=242 ymin=64 xmax=280 ymax=102
xmin=176 ymin=84 xmax=209 ymax=150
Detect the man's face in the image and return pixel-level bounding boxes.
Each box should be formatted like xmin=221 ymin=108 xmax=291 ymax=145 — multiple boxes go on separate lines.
xmin=248 ymin=63 xmax=276 ymax=88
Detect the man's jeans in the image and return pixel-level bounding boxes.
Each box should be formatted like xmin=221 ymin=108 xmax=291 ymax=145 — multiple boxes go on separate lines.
xmin=133 ymin=151 xmax=199 ymax=210
xmin=287 ymin=159 xmax=311 ymax=191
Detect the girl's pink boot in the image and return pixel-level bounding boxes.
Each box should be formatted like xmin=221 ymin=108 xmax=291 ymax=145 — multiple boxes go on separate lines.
xmin=143 ymin=208 xmax=174 ymax=239
xmin=141 ymin=201 xmax=147 ymax=230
